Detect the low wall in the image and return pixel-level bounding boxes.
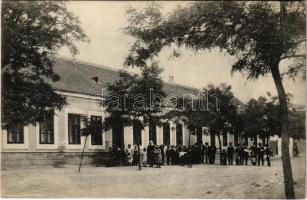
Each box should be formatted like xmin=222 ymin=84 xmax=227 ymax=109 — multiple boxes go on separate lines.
xmin=1 ymin=152 xmax=112 ymax=169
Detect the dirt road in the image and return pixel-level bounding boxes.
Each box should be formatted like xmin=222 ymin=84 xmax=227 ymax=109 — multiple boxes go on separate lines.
xmin=1 ymin=156 xmax=305 ymax=198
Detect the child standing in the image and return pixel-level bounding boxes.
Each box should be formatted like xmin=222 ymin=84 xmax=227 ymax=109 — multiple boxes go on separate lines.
xmin=186 ymin=149 xmax=192 ymax=168
xmin=250 ymin=151 xmax=257 ymax=166
xmin=141 ymin=147 xmax=147 ymax=167
xmin=126 ymin=144 xmax=133 ymax=166
xmin=154 ymin=145 xmax=162 ymax=168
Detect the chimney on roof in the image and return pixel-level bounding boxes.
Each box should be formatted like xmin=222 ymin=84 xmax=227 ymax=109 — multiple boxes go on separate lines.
xmin=168 ymin=76 xmax=174 ymax=82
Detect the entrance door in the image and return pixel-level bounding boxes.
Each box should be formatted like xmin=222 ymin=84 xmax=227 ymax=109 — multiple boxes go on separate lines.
xmin=112 ymin=122 xmax=124 ymax=147
xmin=149 ymin=122 xmax=157 ymax=144
xmin=163 ymin=122 xmax=170 ymax=146
xmin=176 ymin=124 xmax=183 ymax=145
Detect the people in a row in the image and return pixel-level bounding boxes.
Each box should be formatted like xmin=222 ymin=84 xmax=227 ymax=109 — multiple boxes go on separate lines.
xmin=110 ymin=141 xmax=273 ymax=167
xmin=220 ymin=142 xmax=272 ymax=167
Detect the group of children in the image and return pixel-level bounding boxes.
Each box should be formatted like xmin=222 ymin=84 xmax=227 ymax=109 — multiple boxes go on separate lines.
xmin=110 ymin=141 xmax=273 ymax=168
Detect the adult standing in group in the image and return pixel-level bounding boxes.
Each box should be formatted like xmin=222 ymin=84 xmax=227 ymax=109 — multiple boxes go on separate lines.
xmin=147 ymin=140 xmax=155 ymax=167
xmin=234 ymin=144 xmax=240 ymax=165
xmin=239 ymin=144 xmax=244 ymax=165
xmin=159 ymin=145 xmax=165 ymax=165
xmin=170 ymin=145 xmax=176 ymax=165
xmin=208 ymin=145 xmax=216 ymax=164
xmin=114 ymin=145 xmax=122 ymax=166
xmin=264 ymin=144 xmax=272 ymax=167
xmin=212 ymin=145 xmax=217 ymax=164
xmin=243 ymin=143 xmax=249 ymax=165
xmin=154 ymin=145 xmax=162 ymax=168
xmin=166 ymin=146 xmax=171 ymax=165
xmin=249 ymin=142 xmax=258 ymax=166
xmin=132 ymin=145 xmax=139 ymax=165
xmin=293 ymin=141 xmax=299 ymax=157
xmin=203 ymin=142 xmax=209 ymax=164
xmin=227 ymin=143 xmax=234 ymax=165
xmin=257 ymin=143 xmax=265 ymax=166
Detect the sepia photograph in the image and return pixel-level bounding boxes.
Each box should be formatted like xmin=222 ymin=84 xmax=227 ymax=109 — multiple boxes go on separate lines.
xmin=1 ymin=1 xmax=306 ymax=199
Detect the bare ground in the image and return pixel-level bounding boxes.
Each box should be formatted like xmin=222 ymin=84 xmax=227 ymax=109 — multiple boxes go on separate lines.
xmin=1 ymin=155 xmax=305 ymax=198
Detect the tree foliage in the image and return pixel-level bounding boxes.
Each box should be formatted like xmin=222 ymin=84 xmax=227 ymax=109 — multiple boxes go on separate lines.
xmin=2 ymin=1 xmax=88 ymax=128
xmin=244 ymin=95 xmax=305 ymax=140
xmin=103 ymin=63 xmax=165 ymax=170
xmin=163 ymin=83 xmax=241 ymax=140
xmin=124 ymin=2 xmax=305 ymax=197
xmin=103 ymin=62 xmax=166 ymax=130
xmin=125 ymin=2 xmax=305 ymax=79
xmin=244 ymin=97 xmax=280 ymax=139
xmin=288 ymin=109 xmax=305 ymax=139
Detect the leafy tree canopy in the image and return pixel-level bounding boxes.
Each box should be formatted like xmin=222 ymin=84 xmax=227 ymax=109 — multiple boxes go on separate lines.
xmin=2 ymin=1 xmax=88 ymax=128
xmin=125 ymin=1 xmax=305 ymax=79
xmin=124 ymin=2 xmax=305 ymax=196
xmin=103 ymin=63 xmax=166 ymax=131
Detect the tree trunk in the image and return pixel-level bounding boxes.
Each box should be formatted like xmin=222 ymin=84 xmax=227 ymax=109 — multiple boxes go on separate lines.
xmin=188 ymin=130 xmax=191 ymax=150
xmin=217 ymin=133 xmax=222 ymax=165
xmin=79 ymin=135 xmax=88 ymax=172
xmin=138 ymin=144 xmax=141 ymax=171
xmin=271 ymin=63 xmax=295 ymax=198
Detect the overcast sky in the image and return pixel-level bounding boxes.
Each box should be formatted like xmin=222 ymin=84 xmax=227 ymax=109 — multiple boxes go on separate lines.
xmin=58 ymin=1 xmax=305 ymax=105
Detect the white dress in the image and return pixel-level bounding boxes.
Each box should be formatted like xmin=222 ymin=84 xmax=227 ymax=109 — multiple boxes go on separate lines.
xmin=126 ymin=147 xmax=133 ymax=164
xmin=142 ymin=151 xmax=147 ymax=164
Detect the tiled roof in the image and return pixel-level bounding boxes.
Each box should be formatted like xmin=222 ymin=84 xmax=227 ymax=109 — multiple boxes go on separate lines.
xmin=47 ymin=57 xmax=200 ymax=97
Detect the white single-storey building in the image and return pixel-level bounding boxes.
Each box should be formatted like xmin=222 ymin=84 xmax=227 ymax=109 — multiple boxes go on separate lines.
xmin=1 ymin=57 xmax=293 ymax=168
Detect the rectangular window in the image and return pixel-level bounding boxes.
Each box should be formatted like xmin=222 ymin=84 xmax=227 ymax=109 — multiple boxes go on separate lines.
xmin=91 ymin=115 xmax=103 ymax=145
xmin=149 ymin=122 xmax=157 ymax=144
xmin=163 ymin=122 xmax=170 ymax=146
xmin=176 ymin=123 xmax=183 ymax=145
xmin=7 ymin=124 xmax=24 ymax=144
xmin=133 ymin=122 xmax=142 ymax=145
xmin=39 ymin=112 xmax=54 ymax=144
xmin=68 ymin=114 xmax=81 ymax=144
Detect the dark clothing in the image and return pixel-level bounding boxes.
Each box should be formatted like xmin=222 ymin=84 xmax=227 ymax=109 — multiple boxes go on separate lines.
xmin=207 ymin=146 xmax=214 ymax=164
xmin=266 ymin=155 xmax=271 ymax=167
xmin=209 ymin=146 xmax=217 ymax=164
xmin=227 ymin=146 xmax=234 ymax=165
xmin=160 ymin=146 xmax=165 ymax=165
xmin=239 ymin=146 xmax=244 ymax=165
xmin=235 ymin=146 xmax=242 ymax=165
xmin=203 ymin=145 xmax=209 ymax=164
xmin=243 ymin=147 xmax=249 ymax=165
xmin=132 ymin=149 xmax=139 ymax=165
xmin=186 ymin=151 xmax=192 ymax=168
xmin=169 ymin=149 xmax=176 ymax=165
xmin=121 ymin=148 xmax=126 ymax=163
xmin=264 ymin=147 xmax=272 ymax=167
xmin=147 ymin=145 xmax=155 ymax=166
xmin=235 ymin=153 xmax=240 ymax=165
xmin=294 ymin=142 xmax=299 ymax=157
xmin=221 ymin=149 xmax=227 ymax=165
xmin=114 ymin=147 xmax=122 ymax=166
xmin=166 ymin=148 xmax=171 ymax=165
xmin=257 ymin=146 xmax=264 ymax=166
